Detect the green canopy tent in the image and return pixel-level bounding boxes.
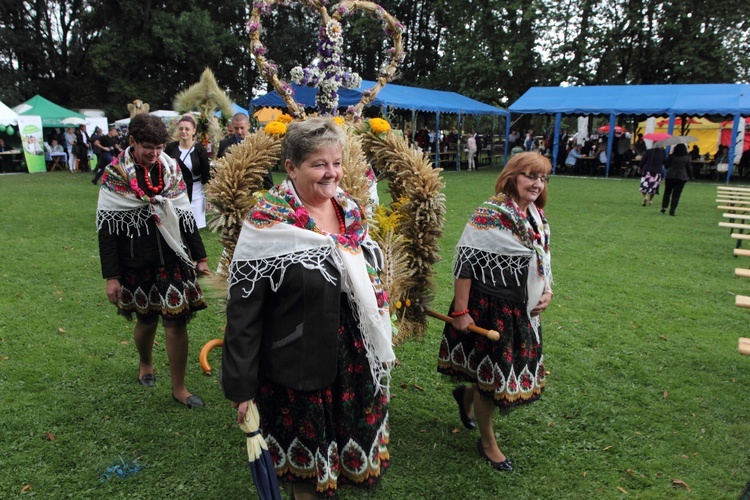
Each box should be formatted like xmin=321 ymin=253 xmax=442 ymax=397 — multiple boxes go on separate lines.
xmin=12 ymin=95 xmax=85 ymax=128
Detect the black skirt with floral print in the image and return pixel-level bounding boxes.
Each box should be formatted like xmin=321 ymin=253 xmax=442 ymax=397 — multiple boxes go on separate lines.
xmin=117 ymin=260 xmax=206 ymax=322
xmin=437 ymin=286 xmax=545 ymax=408
xmin=256 ymin=297 xmax=389 ymax=497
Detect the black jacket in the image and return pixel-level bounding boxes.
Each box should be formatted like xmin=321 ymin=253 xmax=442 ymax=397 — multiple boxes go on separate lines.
xmin=164 ymin=141 xmax=211 ymax=202
xmin=220 ymin=260 xmax=342 ymax=402
xmin=98 ymin=166 xmax=207 ymax=279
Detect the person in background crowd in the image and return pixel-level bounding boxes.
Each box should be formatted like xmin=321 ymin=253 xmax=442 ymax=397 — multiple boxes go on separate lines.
xmin=639 ymin=145 xmax=666 ymax=206
xmin=96 ymin=113 xmax=209 ymax=409
xmin=221 ymin=117 xmax=395 ymax=498
xmin=0 ymin=138 xmax=14 ymax=173
xmin=634 ymin=133 xmax=647 ymax=156
xmin=439 ymin=152 xmax=553 ymax=472
xmin=524 ymin=129 xmax=535 ymax=151
xmin=165 ymin=115 xmax=211 ymax=228
xmin=660 ymin=143 xmax=691 ymax=216
xmin=218 ymin=112 xmax=273 ymax=189
xmin=565 ymin=144 xmax=582 ymax=172
xmin=467 ymin=131 xmax=478 ymax=171
xmin=92 ymin=127 xmax=119 ymax=185
xmin=64 ymin=127 xmax=77 ymax=173
xmin=75 ymin=124 xmax=92 ymax=172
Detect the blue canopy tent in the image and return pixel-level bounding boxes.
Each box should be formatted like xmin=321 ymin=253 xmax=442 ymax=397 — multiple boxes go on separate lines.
xmin=215 ymin=102 xmax=249 ymax=119
xmin=251 ymin=80 xmax=509 ymax=169
xmin=509 ymin=84 xmax=750 ymax=181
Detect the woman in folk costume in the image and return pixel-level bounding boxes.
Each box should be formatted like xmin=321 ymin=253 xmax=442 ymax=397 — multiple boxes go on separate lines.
xmin=97 ymin=114 xmax=210 ymax=408
xmin=221 ymin=117 xmax=396 ymax=498
xmin=438 ymin=152 xmax=553 ymax=471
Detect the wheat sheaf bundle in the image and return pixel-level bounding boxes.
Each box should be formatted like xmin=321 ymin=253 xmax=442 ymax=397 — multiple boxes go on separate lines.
xmin=359 ymin=127 xmax=446 ymax=340
xmin=205 ymin=131 xmax=282 ymax=267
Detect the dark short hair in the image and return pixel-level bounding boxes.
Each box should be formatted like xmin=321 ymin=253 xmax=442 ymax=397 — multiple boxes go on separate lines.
xmin=129 ymin=114 xmax=169 ymax=145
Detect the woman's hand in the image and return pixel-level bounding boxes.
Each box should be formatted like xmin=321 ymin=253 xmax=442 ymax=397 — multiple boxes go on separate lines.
xmin=233 ymin=400 xmax=249 ymax=424
xmin=530 ymin=291 xmax=553 ymax=316
xmin=196 ymin=260 xmax=210 ymax=276
xmin=452 ymin=312 xmax=475 ymax=332
xmin=106 ymin=278 xmax=121 ymax=304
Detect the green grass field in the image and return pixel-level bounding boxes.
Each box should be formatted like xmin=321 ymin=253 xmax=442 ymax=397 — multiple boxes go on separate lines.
xmin=1 ymin=168 xmax=749 ymax=499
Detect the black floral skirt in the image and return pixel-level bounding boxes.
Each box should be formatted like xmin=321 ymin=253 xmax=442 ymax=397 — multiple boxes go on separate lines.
xmin=117 ymin=260 xmax=206 ymax=322
xmin=256 ymin=298 xmax=389 ymax=497
xmin=437 ymin=287 xmax=545 ymax=408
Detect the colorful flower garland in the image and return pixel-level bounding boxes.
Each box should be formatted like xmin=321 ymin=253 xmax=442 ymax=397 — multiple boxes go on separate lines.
xmin=247 ymin=0 xmax=405 ymax=119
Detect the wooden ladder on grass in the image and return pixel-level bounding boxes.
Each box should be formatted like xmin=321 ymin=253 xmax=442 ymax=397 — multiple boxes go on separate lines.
xmin=718 ymin=187 xmax=750 ymax=355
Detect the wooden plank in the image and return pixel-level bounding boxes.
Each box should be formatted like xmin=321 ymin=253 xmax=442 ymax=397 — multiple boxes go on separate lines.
xmin=723 ymin=213 xmax=750 ymax=220
xmin=736 ymin=295 xmax=750 ymax=308
xmin=716 ymin=199 xmax=750 ymax=205
xmin=720 ymin=222 xmax=750 ymax=230
xmin=734 ymin=248 xmax=750 ymax=257
xmin=740 ymin=338 xmax=750 ymax=356
xmin=718 ymin=186 xmax=750 ymax=192
xmin=731 ymin=233 xmax=750 ymax=240
xmin=736 ymin=268 xmax=750 ymax=278
xmin=718 ymin=205 xmax=750 ymax=212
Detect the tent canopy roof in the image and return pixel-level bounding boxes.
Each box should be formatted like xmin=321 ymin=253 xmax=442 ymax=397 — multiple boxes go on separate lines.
xmin=509 ymin=84 xmax=750 ymax=116
xmin=252 ymin=79 xmax=508 ymax=116
xmin=12 ymin=95 xmax=85 ymax=127
xmin=0 ymin=100 xmax=18 ymax=125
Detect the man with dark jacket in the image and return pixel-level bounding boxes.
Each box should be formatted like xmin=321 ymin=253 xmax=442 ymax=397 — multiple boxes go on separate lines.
xmin=217 ymin=112 xmax=273 ymax=189
xmin=75 ymin=124 xmax=92 ymax=172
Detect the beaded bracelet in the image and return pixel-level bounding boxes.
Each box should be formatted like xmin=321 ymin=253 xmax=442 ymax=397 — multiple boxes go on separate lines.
xmin=450 ymin=309 xmax=470 ymax=317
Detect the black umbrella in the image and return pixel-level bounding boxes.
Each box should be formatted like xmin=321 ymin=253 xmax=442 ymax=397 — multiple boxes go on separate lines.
xmin=239 ymin=400 xmax=282 ymax=500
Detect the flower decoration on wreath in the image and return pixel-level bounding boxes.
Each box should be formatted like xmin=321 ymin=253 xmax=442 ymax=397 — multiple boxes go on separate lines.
xmin=206 ymin=0 xmax=445 ymax=341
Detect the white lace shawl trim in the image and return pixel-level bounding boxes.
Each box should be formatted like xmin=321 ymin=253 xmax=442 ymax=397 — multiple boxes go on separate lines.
xmin=96 ymin=173 xmax=196 ymax=267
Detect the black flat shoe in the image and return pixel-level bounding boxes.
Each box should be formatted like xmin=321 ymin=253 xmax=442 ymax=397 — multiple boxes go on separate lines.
xmin=452 ymin=385 xmax=476 ymax=430
xmin=138 ymin=374 xmax=156 ymax=387
xmin=476 ymin=439 xmax=513 ymax=471
xmin=173 ymin=394 xmax=205 ymax=409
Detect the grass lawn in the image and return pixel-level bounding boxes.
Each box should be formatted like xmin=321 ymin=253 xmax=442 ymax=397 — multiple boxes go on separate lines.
xmin=1 ymin=168 xmax=749 ymax=498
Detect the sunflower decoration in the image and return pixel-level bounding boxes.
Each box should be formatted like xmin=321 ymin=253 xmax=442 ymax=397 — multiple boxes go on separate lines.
xmin=264 ymin=121 xmax=288 ymax=136
xmin=206 ymin=0 xmax=445 ymax=341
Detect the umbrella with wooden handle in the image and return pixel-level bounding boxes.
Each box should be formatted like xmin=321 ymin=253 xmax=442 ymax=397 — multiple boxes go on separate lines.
xmin=424 ymin=309 xmax=500 ymax=341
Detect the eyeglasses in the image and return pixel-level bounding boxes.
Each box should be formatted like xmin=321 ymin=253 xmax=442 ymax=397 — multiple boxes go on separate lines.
xmin=136 ymin=142 xmax=165 ymax=153
xmin=519 ymin=172 xmax=549 ymax=183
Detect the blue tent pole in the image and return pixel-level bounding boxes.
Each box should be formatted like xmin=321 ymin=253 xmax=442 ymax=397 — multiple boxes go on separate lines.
xmin=490 ymin=116 xmax=496 ymax=166
xmin=727 ymin=114 xmax=741 ymax=183
xmin=504 ymin=114 xmax=511 ymax=166
xmin=552 ymin=113 xmax=561 ymax=174
xmin=605 ymin=112 xmax=616 ymax=177
xmin=456 ymin=112 xmax=463 ymax=171
xmin=434 ymin=112 xmax=441 ymax=169
xmin=410 ymin=110 xmax=416 ymax=144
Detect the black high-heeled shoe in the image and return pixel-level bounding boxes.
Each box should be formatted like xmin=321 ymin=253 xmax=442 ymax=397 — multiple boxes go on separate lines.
xmin=452 ymin=385 xmax=476 ymax=430
xmin=476 ymin=439 xmax=513 ymax=471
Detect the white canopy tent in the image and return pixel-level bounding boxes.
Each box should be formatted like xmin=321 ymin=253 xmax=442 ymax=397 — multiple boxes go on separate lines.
xmin=0 ymin=100 xmax=18 ymax=125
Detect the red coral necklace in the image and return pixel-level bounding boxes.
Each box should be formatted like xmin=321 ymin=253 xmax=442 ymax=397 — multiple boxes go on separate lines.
xmin=142 ymin=160 xmax=164 ymax=194
xmin=332 ymin=198 xmax=346 ymax=234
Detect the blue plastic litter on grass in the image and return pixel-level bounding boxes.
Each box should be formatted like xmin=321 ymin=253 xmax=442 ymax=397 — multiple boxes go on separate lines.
xmin=99 ymin=456 xmax=142 ymax=482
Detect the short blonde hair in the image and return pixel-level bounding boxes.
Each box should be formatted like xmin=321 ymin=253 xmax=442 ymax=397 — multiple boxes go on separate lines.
xmin=282 ymin=117 xmax=346 ymax=167
xmin=494 ymin=152 xmax=552 ymax=209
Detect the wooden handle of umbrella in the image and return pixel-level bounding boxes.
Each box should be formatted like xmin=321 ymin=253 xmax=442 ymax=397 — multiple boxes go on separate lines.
xmin=199 ymin=338 xmax=223 ymax=374
xmin=424 ymin=309 xmax=500 ymax=341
